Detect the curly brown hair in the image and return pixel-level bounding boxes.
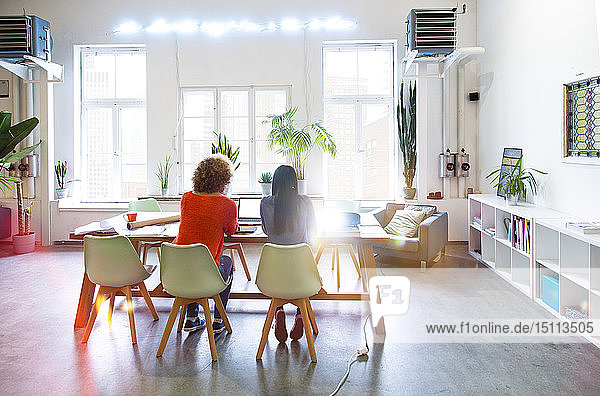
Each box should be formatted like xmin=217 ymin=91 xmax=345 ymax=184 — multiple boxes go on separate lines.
xmin=192 ymin=154 xmax=233 ymax=193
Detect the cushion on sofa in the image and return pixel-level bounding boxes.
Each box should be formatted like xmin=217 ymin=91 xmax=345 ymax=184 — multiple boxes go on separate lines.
xmin=404 ymin=204 xmax=437 ymax=219
xmin=383 ymin=209 xmax=428 ymax=238
xmin=388 ymin=235 xmax=420 ymax=252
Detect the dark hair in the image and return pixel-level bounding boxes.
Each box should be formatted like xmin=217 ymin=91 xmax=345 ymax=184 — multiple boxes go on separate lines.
xmin=192 ymin=154 xmax=233 ymax=194
xmin=272 ymin=165 xmax=299 ymax=234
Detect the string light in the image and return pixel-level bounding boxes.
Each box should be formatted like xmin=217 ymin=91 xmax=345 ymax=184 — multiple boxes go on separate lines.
xmin=113 ymin=17 xmax=356 ymax=35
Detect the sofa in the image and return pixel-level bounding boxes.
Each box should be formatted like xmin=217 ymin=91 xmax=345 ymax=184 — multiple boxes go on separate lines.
xmin=372 ymin=203 xmax=448 ymax=270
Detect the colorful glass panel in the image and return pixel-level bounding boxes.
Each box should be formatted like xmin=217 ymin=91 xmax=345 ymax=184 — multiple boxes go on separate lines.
xmin=565 ymin=76 xmax=600 ymax=157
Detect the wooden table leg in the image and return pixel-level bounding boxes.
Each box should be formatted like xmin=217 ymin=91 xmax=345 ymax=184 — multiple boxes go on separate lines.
xmin=359 ymin=243 xmax=386 ymax=335
xmin=74 ymin=272 xmax=96 ymax=329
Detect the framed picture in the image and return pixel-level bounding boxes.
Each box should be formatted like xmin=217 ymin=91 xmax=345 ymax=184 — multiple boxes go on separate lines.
xmin=497 ymin=147 xmax=522 ymax=198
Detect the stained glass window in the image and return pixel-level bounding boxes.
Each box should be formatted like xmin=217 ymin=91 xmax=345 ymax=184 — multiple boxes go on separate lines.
xmin=564 ymin=76 xmax=600 ymax=158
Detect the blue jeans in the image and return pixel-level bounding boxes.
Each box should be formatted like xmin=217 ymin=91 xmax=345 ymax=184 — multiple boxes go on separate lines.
xmin=186 ymin=255 xmax=233 ymax=320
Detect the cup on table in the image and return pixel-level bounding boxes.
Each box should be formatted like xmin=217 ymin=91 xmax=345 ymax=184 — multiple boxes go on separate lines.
xmin=124 ymin=212 xmax=138 ymax=222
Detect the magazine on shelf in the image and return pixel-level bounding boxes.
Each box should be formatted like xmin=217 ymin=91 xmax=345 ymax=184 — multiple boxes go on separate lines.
xmin=566 ymin=222 xmax=600 ymax=235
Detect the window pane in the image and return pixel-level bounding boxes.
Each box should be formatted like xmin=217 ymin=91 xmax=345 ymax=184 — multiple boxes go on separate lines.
xmin=183 ymin=141 xmax=212 ymax=165
xmin=361 ymin=104 xmax=392 ymax=199
xmin=85 ymin=107 xmax=113 ymax=154
xmin=82 ymin=53 xmax=115 ymax=99
xmin=325 ymin=103 xmax=356 ymax=199
xmin=120 ymin=107 xmax=146 ymax=165
xmin=256 ymin=141 xmax=285 ymax=163
xmin=116 ymin=53 xmax=146 ymax=99
xmin=255 ymin=90 xmax=287 ymax=116
xmin=86 ymin=153 xmax=114 ymax=200
xmin=184 ymin=118 xmax=214 ymax=140
xmin=221 ymin=117 xmax=249 ymax=141
xmin=121 ymin=164 xmax=147 ymax=199
xmin=324 ymin=50 xmax=358 ymax=97
xmin=184 ymin=91 xmax=215 ymax=117
xmin=358 ymin=49 xmax=392 ymax=96
xmin=220 ymin=91 xmax=248 ymax=117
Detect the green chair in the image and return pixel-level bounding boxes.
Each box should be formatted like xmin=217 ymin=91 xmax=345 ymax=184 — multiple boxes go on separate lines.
xmin=129 ymin=198 xmax=162 ymax=264
xmin=81 ymin=235 xmax=159 ymax=344
xmin=314 ymin=200 xmax=361 ymax=289
xmin=156 ymin=242 xmax=233 ymax=361
xmin=255 ymin=243 xmax=322 ymax=362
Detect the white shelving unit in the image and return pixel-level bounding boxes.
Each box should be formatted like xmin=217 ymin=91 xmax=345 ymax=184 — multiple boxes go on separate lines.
xmin=534 ymin=218 xmax=600 ymax=344
xmin=468 ymin=194 xmax=563 ymax=298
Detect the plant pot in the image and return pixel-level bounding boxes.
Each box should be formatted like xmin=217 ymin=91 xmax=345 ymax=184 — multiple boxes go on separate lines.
xmin=161 ymin=188 xmax=168 ymax=197
xmin=505 ymin=194 xmax=519 ymax=206
xmin=13 ymin=232 xmax=35 ymax=254
xmin=260 ymin=182 xmax=272 ymax=196
xmin=297 ymin=179 xmax=308 ymax=195
xmin=403 ymin=187 xmax=417 ymax=200
xmin=56 ymin=188 xmax=68 ymax=199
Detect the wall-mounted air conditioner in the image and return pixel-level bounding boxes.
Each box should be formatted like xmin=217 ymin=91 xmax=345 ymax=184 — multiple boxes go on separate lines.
xmin=406 ymin=8 xmax=456 ymax=57
xmin=0 ymin=15 xmax=51 ymax=62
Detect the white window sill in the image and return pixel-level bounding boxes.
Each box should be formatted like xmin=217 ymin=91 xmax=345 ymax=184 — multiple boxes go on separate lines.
xmin=562 ymin=157 xmax=600 ymax=166
xmin=56 ymin=198 xmax=128 ymax=212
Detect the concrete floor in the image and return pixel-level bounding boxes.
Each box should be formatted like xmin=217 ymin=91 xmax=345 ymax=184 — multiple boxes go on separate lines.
xmin=1 ymin=243 xmax=600 ymax=395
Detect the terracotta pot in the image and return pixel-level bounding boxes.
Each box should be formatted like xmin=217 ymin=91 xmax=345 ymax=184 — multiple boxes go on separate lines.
xmin=13 ymin=232 xmax=35 ymax=254
xmin=403 ymin=187 xmax=417 ymax=200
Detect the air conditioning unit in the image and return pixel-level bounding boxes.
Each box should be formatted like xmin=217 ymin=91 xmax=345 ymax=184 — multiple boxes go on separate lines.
xmin=406 ymin=9 xmax=456 ymax=57
xmin=0 ymin=15 xmax=51 ymax=62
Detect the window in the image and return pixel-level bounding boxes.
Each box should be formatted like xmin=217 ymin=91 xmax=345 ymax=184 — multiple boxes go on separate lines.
xmin=180 ymin=86 xmax=290 ymax=193
xmin=323 ymin=42 xmax=396 ymax=200
xmin=564 ymin=75 xmax=600 ymax=158
xmin=80 ymin=47 xmax=147 ymax=201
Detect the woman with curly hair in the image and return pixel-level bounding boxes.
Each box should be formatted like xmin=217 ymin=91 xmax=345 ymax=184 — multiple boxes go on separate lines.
xmin=173 ymin=154 xmax=238 ymax=334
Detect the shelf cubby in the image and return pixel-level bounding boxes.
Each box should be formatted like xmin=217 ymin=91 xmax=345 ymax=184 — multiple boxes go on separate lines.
xmin=559 ymin=275 xmax=589 ymax=318
xmin=469 ymin=199 xmax=481 ymax=225
xmin=512 ymin=248 xmax=530 ymax=292
xmin=481 ymin=203 xmax=495 ymax=231
xmin=495 ymin=209 xmax=512 ymax=245
xmin=560 ymin=233 xmax=590 ymax=289
xmin=535 ymin=223 xmax=559 ymax=263
xmin=481 ymin=232 xmax=495 ymax=267
xmin=591 ymin=245 xmax=600 ymax=295
xmin=496 ymin=241 xmax=511 ymax=276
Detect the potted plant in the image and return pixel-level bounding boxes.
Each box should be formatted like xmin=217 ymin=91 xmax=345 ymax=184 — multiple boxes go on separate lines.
xmin=155 ymin=155 xmax=174 ymax=197
xmin=398 ymin=81 xmax=417 ymax=200
xmin=211 ymin=132 xmax=241 ymax=170
xmin=12 ymin=181 xmax=35 ymax=254
xmin=258 ymin=171 xmax=272 ymax=196
xmin=486 ymin=156 xmax=546 ymax=206
xmin=264 ymin=106 xmax=336 ymax=195
xmin=54 ymin=161 xmax=69 ymax=199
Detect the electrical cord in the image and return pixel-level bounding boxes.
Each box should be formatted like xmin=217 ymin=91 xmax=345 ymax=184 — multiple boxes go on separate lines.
xmin=328 ymin=314 xmax=371 ymax=396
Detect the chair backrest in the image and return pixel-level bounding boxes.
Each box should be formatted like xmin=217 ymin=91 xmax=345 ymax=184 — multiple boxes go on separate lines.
xmin=129 ymin=198 xmax=161 ymax=212
xmin=255 ymin=243 xmax=323 ymax=300
xmin=336 ymin=200 xmax=360 ymax=213
xmin=84 ymin=235 xmax=150 ymax=287
xmin=160 ymin=242 xmax=228 ymax=299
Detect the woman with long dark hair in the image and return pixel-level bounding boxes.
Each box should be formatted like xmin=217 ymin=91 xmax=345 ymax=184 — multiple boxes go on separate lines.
xmin=260 ymin=165 xmax=317 ymax=342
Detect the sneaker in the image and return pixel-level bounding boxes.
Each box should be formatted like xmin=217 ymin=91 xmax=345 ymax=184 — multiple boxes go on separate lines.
xmin=183 ymin=317 xmax=205 ymax=332
xmin=212 ymin=318 xmax=227 ymax=334
xmin=274 ymin=307 xmax=288 ymax=343
xmin=290 ymin=311 xmax=304 ymax=341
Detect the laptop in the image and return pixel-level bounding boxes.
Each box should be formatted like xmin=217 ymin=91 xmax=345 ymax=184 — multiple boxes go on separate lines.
xmin=237 ymin=197 xmax=262 ymax=229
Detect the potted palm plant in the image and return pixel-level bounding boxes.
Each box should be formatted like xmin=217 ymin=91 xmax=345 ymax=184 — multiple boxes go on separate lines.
xmin=264 ymin=107 xmax=336 ymax=195
xmin=258 ymin=171 xmax=272 ymax=196
xmin=398 ymin=81 xmax=417 ymax=200
xmin=0 ymin=111 xmax=40 ymax=254
xmin=486 ymin=156 xmax=546 ymax=205
xmin=155 ymin=155 xmax=174 ymax=196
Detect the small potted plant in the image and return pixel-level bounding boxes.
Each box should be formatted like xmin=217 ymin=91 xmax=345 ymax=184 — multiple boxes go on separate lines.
xmin=264 ymin=106 xmax=336 ymax=195
xmin=398 ymin=81 xmax=417 ymax=200
xmin=155 ymin=155 xmax=173 ymax=197
xmin=486 ymin=156 xmax=546 ymax=206
xmin=54 ymin=161 xmax=70 ymax=199
xmin=258 ymin=171 xmax=273 ymax=196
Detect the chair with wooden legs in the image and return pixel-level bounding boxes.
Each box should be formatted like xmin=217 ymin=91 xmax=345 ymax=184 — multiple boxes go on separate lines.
xmin=156 ymin=242 xmax=233 ymax=360
xmin=81 ymin=235 xmax=159 ymax=344
xmin=129 ymin=198 xmax=162 ymax=264
xmin=223 ymin=243 xmax=251 ymax=281
xmin=314 ymin=200 xmax=362 ymax=289
xmin=255 ymin=243 xmax=322 ymax=363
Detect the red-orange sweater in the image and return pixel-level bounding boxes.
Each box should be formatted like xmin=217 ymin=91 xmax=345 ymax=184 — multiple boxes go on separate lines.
xmin=172 ymin=192 xmax=238 ymax=264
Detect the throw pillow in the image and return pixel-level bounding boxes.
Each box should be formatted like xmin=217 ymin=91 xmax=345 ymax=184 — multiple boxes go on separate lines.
xmin=404 ymin=204 xmax=436 ymax=219
xmin=383 ymin=209 xmax=428 ymax=238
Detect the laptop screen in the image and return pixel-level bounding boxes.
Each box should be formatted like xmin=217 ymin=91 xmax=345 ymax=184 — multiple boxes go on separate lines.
xmin=238 ymin=198 xmax=262 ymax=220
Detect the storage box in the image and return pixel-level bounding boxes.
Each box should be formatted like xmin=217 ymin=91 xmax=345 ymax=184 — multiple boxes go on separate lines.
xmin=542 ymin=275 xmax=559 ymax=312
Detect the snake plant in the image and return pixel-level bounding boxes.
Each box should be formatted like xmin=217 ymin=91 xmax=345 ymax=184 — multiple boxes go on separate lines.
xmin=211 ymin=132 xmax=241 ymax=171
xmin=398 ymin=81 xmax=417 ymax=189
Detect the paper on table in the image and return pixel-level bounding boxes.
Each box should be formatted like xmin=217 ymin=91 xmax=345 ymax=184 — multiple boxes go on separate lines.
xmin=127 ymin=226 xmax=167 ymax=237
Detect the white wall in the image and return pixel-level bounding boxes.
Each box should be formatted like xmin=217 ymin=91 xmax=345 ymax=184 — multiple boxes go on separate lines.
xmin=1 ymin=0 xmax=478 ymax=241
xmin=477 ymin=0 xmax=600 ymax=218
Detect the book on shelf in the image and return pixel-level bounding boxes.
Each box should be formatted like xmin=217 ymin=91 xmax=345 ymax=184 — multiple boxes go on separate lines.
xmin=484 ymin=227 xmax=495 ymax=237
xmin=512 ymin=216 xmax=531 ymax=253
xmin=566 ymin=221 xmax=600 ymax=235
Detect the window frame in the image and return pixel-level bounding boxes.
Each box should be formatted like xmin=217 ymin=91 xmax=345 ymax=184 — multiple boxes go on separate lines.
xmin=322 ymin=41 xmax=398 ymax=200
xmin=178 ymin=85 xmax=292 ymax=193
xmin=78 ymin=45 xmax=147 ymax=202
